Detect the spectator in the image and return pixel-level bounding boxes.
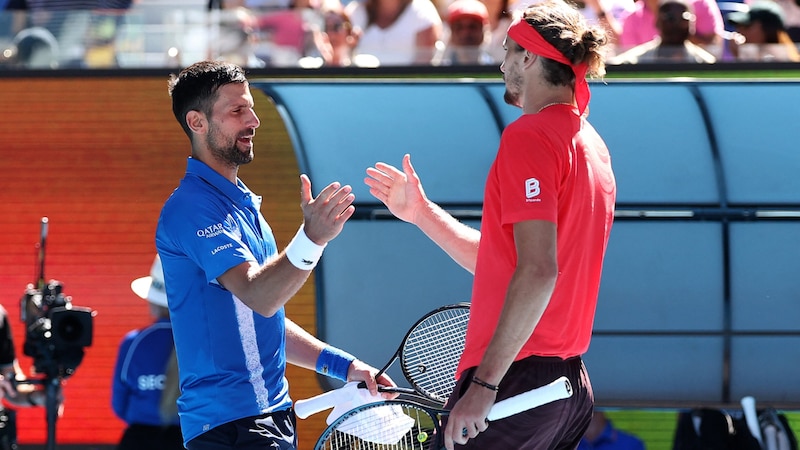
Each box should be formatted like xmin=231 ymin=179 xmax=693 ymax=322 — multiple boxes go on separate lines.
xmin=611 ymin=0 xmax=716 ymax=63
xmin=774 ymin=0 xmax=800 ymax=41
xmin=578 ymin=412 xmax=646 ymax=450
xmin=617 ymin=0 xmax=724 ymax=52
xmin=220 ymin=0 xmax=321 ymax=66
xmin=111 ymin=255 xmax=183 ymax=450
xmin=727 ymin=1 xmax=800 ymax=61
xmin=480 ymin=0 xmax=512 ymax=62
xmin=9 ymin=0 xmax=102 ymax=67
xmin=0 ymin=0 xmax=16 ymax=44
xmin=210 ymin=6 xmax=266 ymax=67
xmin=6 ymin=25 xmax=60 ymax=68
xmin=157 ymin=60 xmax=396 ymax=449
xmin=84 ymin=0 xmax=134 ymax=68
xmin=300 ymin=1 xmax=380 ymax=67
xmin=440 ymin=0 xmax=493 ymax=65
xmin=0 ymin=304 xmax=52 ymax=450
xmin=223 ymin=0 xmax=291 ymax=11
xmin=579 ymin=0 xmax=634 ymax=46
xmin=344 ymin=0 xmax=443 ymax=65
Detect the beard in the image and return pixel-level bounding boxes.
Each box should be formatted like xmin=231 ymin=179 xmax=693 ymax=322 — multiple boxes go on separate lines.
xmin=503 ymin=70 xmax=523 ymax=108
xmin=207 ymin=123 xmax=253 ymax=167
xmin=504 ymin=89 xmax=520 ymax=107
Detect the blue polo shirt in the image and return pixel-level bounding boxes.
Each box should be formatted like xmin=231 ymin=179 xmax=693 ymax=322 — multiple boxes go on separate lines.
xmin=111 ymin=318 xmax=179 ymax=427
xmin=155 ymin=157 xmax=289 ymax=445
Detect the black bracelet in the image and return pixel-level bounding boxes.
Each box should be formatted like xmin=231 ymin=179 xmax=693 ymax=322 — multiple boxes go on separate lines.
xmin=471 ymin=375 xmax=499 ymax=392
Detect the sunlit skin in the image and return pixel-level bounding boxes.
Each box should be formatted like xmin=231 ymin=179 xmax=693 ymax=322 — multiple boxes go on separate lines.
xmin=479 ymin=0 xmax=507 ymax=30
xmin=319 ymin=12 xmax=359 ymax=66
xmin=186 ymin=82 xmax=260 ymax=181
xmin=437 ymin=34 xmax=568 ymax=450
xmin=657 ymin=3 xmax=694 ymax=46
xmin=500 ymin=37 xmax=524 ymax=108
xmin=167 ymin=63 xmax=401 ymax=427
xmin=736 ymin=21 xmax=767 ymax=43
xmin=644 ymin=0 xmax=716 ymax=44
xmin=450 ymin=17 xmax=486 ymax=47
xmin=366 ymin=0 xmax=442 ymax=63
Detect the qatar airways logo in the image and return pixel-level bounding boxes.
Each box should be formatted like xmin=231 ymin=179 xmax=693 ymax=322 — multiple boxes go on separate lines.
xmin=525 ymin=177 xmax=541 ymax=202
xmin=196 ymin=214 xmax=241 ymax=239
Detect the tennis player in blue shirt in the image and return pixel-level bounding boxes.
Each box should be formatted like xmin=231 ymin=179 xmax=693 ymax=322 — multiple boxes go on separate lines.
xmin=155 ymin=60 xmax=395 ymax=450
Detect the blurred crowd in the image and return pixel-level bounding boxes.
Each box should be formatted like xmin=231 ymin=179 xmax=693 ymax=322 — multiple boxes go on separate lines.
xmin=1 ymin=0 xmax=798 ymax=69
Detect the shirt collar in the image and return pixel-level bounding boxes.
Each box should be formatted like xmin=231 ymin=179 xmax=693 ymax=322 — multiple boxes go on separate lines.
xmin=185 ymin=157 xmax=262 ymax=209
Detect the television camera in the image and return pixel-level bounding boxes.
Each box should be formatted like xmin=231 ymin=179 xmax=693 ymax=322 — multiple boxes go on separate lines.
xmin=20 ymin=280 xmax=94 ymax=380
xmin=17 ymin=217 xmax=95 ymax=450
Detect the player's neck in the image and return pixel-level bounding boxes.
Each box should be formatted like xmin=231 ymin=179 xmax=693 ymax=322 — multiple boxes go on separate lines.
xmin=522 ymin=74 xmax=574 ymax=114
xmin=525 ymin=93 xmax=574 ymax=115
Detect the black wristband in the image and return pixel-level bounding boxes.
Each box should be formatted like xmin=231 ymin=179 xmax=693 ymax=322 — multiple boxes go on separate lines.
xmin=471 ymin=375 xmax=499 ymax=392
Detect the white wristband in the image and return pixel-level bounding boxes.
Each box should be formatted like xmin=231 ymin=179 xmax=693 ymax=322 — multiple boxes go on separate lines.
xmin=285 ymin=226 xmax=326 ymax=270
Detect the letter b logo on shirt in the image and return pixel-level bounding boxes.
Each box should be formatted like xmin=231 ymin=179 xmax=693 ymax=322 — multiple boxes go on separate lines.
xmin=525 ymin=178 xmax=540 ymax=199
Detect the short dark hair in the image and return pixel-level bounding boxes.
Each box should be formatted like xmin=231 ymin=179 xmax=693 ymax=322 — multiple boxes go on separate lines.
xmin=168 ymin=60 xmax=249 ymax=138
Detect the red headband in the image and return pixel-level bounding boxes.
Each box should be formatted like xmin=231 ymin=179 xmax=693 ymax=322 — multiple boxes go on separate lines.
xmin=507 ymin=17 xmax=590 ymax=116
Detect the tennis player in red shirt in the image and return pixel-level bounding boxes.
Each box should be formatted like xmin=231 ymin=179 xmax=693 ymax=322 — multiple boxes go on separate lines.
xmin=364 ymin=1 xmax=616 ymax=448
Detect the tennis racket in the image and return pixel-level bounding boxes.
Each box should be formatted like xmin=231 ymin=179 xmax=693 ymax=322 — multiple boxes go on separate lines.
xmin=296 ymin=303 xmax=470 ymax=420
xmin=313 ymin=375 xmax=573 ymax=450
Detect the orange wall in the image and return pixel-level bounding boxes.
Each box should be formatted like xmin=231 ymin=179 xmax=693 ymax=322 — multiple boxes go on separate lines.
xmin=0 ymin=75 xmax=328 ymax=446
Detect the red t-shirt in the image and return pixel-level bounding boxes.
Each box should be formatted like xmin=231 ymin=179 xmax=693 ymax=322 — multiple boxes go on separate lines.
xmin=457 ymin=105 xmax=616 ymax=378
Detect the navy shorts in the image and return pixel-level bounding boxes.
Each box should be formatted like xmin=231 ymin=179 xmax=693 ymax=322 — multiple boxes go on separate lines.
xmin=442 ymin=355 xmax=594 ymax=450
xmin=186 ymin=409 xmax=297 ymax=450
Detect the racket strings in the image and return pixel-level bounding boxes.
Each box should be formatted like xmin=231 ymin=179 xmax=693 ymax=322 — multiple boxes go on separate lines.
xmin=401 ymin=308 xmax=469 ymax=403
xmin=318 ymin=404 xmax=437 ymax=450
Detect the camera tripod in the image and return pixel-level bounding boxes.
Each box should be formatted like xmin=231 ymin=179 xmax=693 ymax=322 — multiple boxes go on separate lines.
xmin=18 ymin=376 xmax=61 ymax=450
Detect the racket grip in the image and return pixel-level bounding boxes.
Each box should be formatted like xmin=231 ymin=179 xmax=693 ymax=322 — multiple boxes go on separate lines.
xmin=486 ymin=376 xmax=573 ymax=422
xmin=741 ymin=396 xmax=763 ymax=446
xmin=294 ymin=387 xmax=349 ymax=419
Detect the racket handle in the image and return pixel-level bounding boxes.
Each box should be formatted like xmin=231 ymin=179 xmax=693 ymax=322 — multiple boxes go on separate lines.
xmin=486 ymin=376 xmax=573 ymax=422
xmin=741 ymin=396 xmax=763 ymax=446
xmin=295 ymin=384 xmax=353 ymax=419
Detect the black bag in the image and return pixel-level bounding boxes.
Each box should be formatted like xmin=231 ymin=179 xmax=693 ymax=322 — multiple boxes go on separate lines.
xmin=673 ymin=408 xmax=797 ymax=450
xmin=759 ymin=408 xmax=798 ymax=450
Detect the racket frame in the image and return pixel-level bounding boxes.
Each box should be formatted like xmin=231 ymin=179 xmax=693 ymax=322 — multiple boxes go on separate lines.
xmin=365 ymin=302 xmax=471 ymax=404
xmin=315 ymin=375 xmax=574 ymax=450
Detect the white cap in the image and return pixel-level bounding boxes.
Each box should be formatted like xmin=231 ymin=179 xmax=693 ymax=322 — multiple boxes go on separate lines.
xmin=130 ymin=255 xmax=168 ymax=308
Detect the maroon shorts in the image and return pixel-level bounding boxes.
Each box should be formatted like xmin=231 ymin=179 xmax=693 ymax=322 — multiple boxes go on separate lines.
xmin=442 ymin=355 xmax=594 ymax=450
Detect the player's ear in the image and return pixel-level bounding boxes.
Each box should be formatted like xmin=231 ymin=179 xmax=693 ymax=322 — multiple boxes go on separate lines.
xmin=522 ymin=51 xmax=541 ymax=71
xmin=186 ymin=110 xmax=206 ymax=135
xmin=523 ymin=51 xmax=536 ymax=65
